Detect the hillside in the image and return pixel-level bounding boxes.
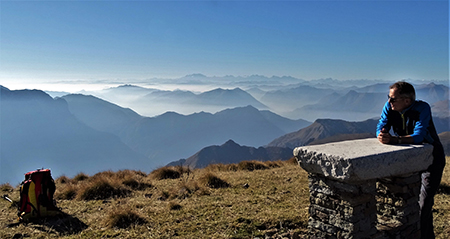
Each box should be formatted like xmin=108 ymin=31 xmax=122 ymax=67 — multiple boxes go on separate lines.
xmin=179 ymin=140 xmax=293 ymax=169
xmin=0 ymin=87 xmax=149 ymax=184
xmin=268 ymin=118 xmax=378 ymax=148
xmin=61 ymin=94 xmax=143 ymax=135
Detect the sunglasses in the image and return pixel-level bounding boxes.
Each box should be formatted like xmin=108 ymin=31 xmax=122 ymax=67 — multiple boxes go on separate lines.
xmin=387 ymin=95 xmax=404 ymax=103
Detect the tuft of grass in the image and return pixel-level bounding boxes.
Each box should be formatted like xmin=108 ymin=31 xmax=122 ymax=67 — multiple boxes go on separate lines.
xmin=72 ymin=172 xmax=89 ymax=182
xmin=0 ymin=183 xmax=13 ymax=192
xmin=56 ymin=175 xmax=71 ymax=184
xmin=168 ymin=201 xmax=182 ymax=210
xmin=55 ymin=183 xmax=77 ymax=200
xmin=198 ymin=172 xmax=230 ymax=189
xmin=104 ymin=207 xmax=147 ymax=229
xmin=76 ymin=177 xmax=130 ymax=201
xmin=122 ymin=177 xmax=152 ymax=191
xmin=238 ymin=160 xmax=269 ymax=171
xmin=264 ymin=160 xmax=283 ymax=168
xmin=150 ymin=167 xmax=182 ymax=180
xmin=171 ymin=181 xmax=200 ymax=199
xmin=115 ymin=169 xmax=146 ymax=179
xmin=204 ymin=163 xmax=238 ymax=172
xmin=285 ymin=157 xmax=300 ymax=166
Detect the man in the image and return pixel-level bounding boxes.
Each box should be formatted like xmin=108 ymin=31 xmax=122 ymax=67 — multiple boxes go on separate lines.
xmin=377 ymin=81 xmax=445 ymax=239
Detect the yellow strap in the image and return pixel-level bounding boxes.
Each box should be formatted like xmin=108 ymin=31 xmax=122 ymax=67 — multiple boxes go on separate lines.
xmin=28 ymin=182 xmax=37 ymax=214
xmin=400 ymin=114 xmax=408 ymax=135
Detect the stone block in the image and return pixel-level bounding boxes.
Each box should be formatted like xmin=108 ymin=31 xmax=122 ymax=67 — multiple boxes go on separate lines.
xmin=294 ymin=138 xmax=433 ymax=182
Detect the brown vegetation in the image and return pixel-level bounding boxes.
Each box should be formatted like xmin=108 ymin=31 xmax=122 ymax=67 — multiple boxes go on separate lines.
xmin=104 ymin=207 xmax=147 ymax=229
xmin=198 ymin=172 xmax=230 ymax=189
xmin=150 ymin=166 xmax=190 ymax=180
xmin=1 ymin=157 xmax=449 ymax=239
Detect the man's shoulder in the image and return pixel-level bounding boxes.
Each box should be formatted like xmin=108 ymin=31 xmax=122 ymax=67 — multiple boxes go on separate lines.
xmin=407 ymin=101 xmax=431 ymax=117
xmin=412 ymin=100 xmax=431 ymax=110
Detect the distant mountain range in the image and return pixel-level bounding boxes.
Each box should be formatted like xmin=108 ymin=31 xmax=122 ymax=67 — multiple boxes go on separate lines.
xmin=1 ymin=79 xmax=448 ymax=184
xmin=61 ymin=93 xmax=310 ymax=169
xmin=284 ymin=83 xmax=449 ymax=121
xmin=85 ymin=86 xmax=268 ymax=117
xmin=73 ymin=82 xmax=448 ymax=122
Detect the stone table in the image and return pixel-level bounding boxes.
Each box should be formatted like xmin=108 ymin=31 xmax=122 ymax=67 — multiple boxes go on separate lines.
xmin=294 ymin=138 xmax=433 ymax=239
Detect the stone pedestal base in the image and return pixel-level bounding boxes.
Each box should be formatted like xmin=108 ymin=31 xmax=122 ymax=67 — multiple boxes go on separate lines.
xmin=307 ymin=174 xmax=378 ymax=239
xmin=306 ymin=173 xmax=422 ymax=239
xmin=376 ymin=174 xmax=422 ymax=239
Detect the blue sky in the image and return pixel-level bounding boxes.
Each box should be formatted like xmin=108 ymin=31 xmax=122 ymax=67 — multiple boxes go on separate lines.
xmin=0 ymin=0 xmax=448 ymax=89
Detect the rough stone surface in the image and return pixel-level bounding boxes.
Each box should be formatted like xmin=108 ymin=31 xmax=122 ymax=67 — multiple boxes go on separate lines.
xmin=293 ymin=138 xmax=433 ymax=182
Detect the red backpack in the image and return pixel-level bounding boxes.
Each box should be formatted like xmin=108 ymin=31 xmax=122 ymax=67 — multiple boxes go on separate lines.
xmin=18 ymin=169 xmax=60 ymax=221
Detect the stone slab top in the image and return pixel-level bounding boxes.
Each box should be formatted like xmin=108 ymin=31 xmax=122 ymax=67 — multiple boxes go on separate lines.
xmin=293 ymin=138 xmax=434 ymax=182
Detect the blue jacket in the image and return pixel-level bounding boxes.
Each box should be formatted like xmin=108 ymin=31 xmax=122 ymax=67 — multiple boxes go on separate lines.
xmin=376 ymin=100 xmax=441 ymax=145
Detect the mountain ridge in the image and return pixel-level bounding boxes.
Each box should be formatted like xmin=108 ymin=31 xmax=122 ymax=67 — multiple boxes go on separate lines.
xmin=178 ymin=139 xmax=293 ymax=169
xmin=0 ymin=87 xmax=149 ymax=184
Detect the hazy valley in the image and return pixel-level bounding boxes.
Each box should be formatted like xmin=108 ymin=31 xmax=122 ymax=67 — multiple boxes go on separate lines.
xmin=1 ymin=76 xmax=449 ymax=184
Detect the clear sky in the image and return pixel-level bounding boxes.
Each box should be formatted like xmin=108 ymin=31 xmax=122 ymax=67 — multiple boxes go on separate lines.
xmin=0 ymin=0 xmax=448 ymax=90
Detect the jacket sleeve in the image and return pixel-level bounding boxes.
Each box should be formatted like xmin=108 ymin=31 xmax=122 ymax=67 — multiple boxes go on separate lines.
xmin=411 ymin=102 xmax=433 ymax=144
xmin=376 ymin=101 xmax=390 ymax=136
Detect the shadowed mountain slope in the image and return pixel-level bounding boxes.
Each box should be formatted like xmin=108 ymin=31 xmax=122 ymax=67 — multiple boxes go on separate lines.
xmin=181 ymin=140 xmax=293 ymax=169
xmin=0 ymin=87 xmax=148 ymax=184
xmin=61 ymin=94 xmax=142 ymax=136
xmin=268 ymin=118 xmax=379 ymax=148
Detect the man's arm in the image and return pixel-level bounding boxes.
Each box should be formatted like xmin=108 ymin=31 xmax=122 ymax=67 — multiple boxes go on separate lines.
xmin=378 ymin=129 xmax=414 ymax=145
xmin=376 ymin=101 xmax=390 ymax=137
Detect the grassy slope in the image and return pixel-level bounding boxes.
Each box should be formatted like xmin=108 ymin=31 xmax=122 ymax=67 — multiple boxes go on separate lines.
xmin=0 ymin=160 xmax=309 ymax=239
xmin=1 ymin=157 xmax=449 ymax=239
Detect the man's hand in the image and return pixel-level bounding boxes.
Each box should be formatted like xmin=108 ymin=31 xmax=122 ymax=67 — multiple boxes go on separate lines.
xmin=378 ymin=128 xmax=391 ymax=144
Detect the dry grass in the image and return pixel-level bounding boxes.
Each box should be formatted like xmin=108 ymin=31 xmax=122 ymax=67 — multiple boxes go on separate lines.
xmin=76 ymin=177 xmax=131 ymax=201
xmin=0 ymin=183 xmax=14 ymax=193
xmin=198 ymin=172 xmax=230 ymax=189
xmin=72 ymin=172 xmax=89 ymax=182
xmin=103 ymin=207 xmax=147 ymax=229
xmin=1 ymin=157 xmax=449 ymax=238
xmin=150 ymin=166 xmax=190 ymax=180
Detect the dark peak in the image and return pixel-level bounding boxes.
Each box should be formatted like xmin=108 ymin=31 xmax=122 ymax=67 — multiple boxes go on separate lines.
xmin=215 ymin=105 xmax=259 ymax=115
xmin=1 ymin=88 xmax=52 ymax=101
xmin=117 ymin=84 xmax=142 ymax=88
xmin=156 ymin=111 xmax=184 ymax=118
xmin=314 ymin=118 xmax=346 ymax=124
xmin=346 ymin=90 xmax=358 ymax=95
xmin=221 ymin=139 xmax=240 ymax=147
xmin=206 ymin=87 xmax=244 ymax=93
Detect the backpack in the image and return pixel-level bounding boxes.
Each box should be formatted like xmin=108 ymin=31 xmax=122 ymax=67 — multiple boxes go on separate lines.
xmin=18 ymin=169 xmax=61 ymax=221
